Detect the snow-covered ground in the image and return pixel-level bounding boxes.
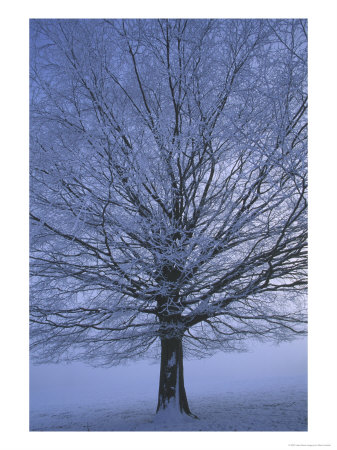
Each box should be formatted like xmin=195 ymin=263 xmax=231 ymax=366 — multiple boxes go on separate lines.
xmin=30 ymin=340 xmax=307 ymax=431
xmin=30 ymin=376 xmax=307 ymax=431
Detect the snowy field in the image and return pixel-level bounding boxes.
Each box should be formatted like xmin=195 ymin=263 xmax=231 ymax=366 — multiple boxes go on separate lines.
xmin=30 ymin=376 xmax=307 ymax=431
xmin=30 ymin=340 xmax=307 ymax=432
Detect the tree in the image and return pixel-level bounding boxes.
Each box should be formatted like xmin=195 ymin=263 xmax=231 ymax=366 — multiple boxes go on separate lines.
xmin=30 ymin=19 xmax=307 ymax=418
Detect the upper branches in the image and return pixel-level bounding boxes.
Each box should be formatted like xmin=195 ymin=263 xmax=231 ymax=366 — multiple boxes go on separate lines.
xmin=30 ymin=19 xmax=307 ymax=363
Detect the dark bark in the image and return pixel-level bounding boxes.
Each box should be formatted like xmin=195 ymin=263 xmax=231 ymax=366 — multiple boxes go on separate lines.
xmin=156 ymin=337 xmax=197 ymax=418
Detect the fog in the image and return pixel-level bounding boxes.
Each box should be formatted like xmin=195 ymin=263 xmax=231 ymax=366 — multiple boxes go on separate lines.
xmin=30 ymin=338 xmax=307 ymax=409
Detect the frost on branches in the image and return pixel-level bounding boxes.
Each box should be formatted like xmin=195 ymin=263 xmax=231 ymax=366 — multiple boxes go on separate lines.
xmin=30 ymin=19 xmax=307 ymax=417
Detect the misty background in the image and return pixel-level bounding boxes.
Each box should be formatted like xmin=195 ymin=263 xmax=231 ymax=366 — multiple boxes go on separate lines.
xmin=30 ymin=338 xmax=307 ymax=409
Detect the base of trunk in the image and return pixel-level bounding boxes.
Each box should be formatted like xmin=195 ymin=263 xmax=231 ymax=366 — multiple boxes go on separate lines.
xmin=156 ymin=337 xmax=198 ymax=419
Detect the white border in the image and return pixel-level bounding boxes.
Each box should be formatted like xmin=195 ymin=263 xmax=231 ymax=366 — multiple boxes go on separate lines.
xmin=1 ymin=0 xmax=336 ymax=449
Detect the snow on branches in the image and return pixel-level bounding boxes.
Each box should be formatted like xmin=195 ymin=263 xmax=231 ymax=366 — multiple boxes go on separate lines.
xmin=30 ymin=19 xmax=307 ymax=366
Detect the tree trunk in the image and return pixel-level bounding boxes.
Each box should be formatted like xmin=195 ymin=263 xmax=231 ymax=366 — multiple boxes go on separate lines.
xmin=156 ymin=337 xmax=197 ymax=418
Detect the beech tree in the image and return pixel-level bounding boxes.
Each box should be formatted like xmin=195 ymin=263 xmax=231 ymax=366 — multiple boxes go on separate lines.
xmin=30 ymin=19 xmax=307 ymax=418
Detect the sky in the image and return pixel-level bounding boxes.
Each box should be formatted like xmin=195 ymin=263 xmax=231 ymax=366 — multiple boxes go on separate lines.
xmin=30 ymin=337 xmax=307 ymax=409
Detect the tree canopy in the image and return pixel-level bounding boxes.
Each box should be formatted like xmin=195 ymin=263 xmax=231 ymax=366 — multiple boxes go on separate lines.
xmin=30 ymin=18 xmax=307 ymax=414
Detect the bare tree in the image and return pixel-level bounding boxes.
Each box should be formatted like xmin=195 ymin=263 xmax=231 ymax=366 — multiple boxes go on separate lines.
xmin=30 ymin=19 xmax=307 ymax=418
